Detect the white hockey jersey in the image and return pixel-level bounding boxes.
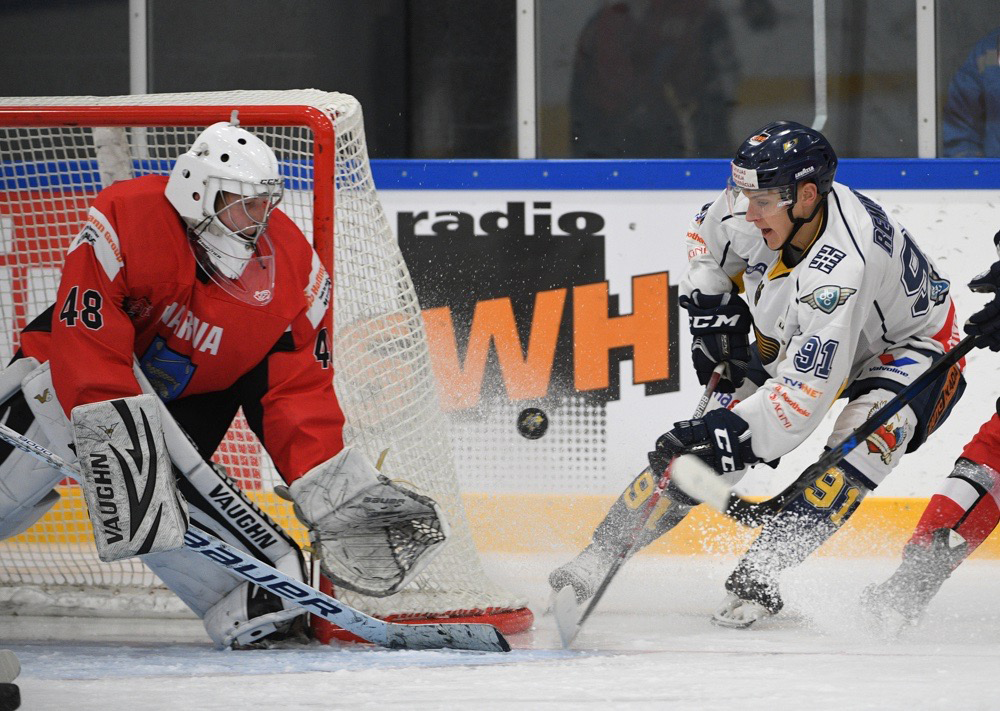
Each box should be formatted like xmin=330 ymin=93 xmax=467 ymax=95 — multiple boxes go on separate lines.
xmin=681 ymin=182 xmax=958 ymax=462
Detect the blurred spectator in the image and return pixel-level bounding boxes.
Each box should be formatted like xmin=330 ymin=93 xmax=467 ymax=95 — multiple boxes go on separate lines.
xmin=569 ymin=0 xmax=739 ymax=158
xmin=942 ymin=27 xmax=1000 ymax=157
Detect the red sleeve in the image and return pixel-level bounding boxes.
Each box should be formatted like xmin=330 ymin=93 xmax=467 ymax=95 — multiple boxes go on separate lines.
xmin=50 ymin=202 xmax=142 ymax=416
xmin=257 ymin=262 xmax=344 ymax=482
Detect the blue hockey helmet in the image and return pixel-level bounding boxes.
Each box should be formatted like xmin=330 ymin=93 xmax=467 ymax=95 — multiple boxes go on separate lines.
xmin=727 ymin=121 xmax=838 ymax=219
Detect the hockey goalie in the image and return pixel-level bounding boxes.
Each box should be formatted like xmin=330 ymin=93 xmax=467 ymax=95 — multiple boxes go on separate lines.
xmin=0 ymin=120 xmax=447 ymax=648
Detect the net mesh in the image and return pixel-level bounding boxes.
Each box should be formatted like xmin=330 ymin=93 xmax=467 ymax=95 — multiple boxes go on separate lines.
xmin=0 ymin=90 xmax=528 ymax=626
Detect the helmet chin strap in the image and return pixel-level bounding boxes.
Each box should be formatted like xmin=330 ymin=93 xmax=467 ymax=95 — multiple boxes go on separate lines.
xmin=775 ymin=195 xmax=827 ymax=251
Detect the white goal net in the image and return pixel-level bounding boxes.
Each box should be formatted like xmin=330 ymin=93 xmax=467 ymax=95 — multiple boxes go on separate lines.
xmin=0 ymin=89 xmax=530 ymax=637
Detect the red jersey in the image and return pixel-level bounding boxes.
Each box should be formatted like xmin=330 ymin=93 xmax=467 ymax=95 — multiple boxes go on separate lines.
xmin=20 ymin=175 xmax=344 ymax=482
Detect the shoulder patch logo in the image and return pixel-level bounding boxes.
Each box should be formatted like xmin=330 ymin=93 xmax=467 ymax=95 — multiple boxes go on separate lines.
xmin=802 ymin=285 xmax=857 ymax=314
xmin=808 ymin=245 xmax=847 ymax=274
xmin=929 ymin=270 xmax=951 ymax=305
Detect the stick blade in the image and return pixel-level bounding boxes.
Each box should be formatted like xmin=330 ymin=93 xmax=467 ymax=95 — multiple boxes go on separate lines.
xmin=386 ymin=622 xmax=511 ymax=652
xmin=553 ymin=585 xmax=582 ymax=648
xmin=670 ymin=454 xmax=731 ymax=512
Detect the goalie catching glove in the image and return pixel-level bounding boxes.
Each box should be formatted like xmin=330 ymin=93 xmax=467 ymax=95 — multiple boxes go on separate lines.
xmin=278 ymin=447 xmax=449 ymax=597
xmin=72 ymin=394 xmax=189 ymax=562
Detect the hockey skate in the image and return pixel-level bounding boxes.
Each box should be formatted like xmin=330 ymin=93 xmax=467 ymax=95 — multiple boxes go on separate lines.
xmin=860 ymin=528 xmax=967 ymax=636
xmin=712 ymin=563 xmax=783 ymax=629
xmin=712 ymin=592 xmax=773 ymax=629
xmin=231 ymin=614 xmax=313 ymax=650
xmin=548 ymin=543 xmax=617 ymax=604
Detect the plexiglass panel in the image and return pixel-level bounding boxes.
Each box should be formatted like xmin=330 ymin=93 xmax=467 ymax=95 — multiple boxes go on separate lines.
xmin=537 ymin=0 xmax=917 ymax=158
xmin=936 ymin=2 xmax=1000 ymax=157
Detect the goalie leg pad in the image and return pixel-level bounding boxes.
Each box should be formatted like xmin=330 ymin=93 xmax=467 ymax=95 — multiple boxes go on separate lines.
xmin=21 ymin=360 xmax=76 ymax=463
xmin=0 ymin=358 xmax=67 ymax=540
xmin=287 ymin=447 xmax=449 ymax=597
xmin=203 ymin=580 xmax=309 ymax=649
xmin=72 ymin=394 xmax=189 ymax=561
xmin=138 ymin=422 xmax=308 ymax=648
xmin=144 ymin=534 xmax=308 ymax=648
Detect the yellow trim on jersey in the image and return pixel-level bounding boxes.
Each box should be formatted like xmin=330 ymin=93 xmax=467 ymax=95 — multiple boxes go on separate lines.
xmin=753 ymin=324 xmax=781 ymax=365
xmin=767 ymin=256 xmax=796 ymax=280
xmin=766 ymin=209 xmax=827 ymax=280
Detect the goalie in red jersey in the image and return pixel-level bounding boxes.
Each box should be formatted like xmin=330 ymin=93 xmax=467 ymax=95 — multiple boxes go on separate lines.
xmin=0 ymin=121 xmax=447 ymax=648
xmin=863 ymin=230 xmax=1000 ymax=632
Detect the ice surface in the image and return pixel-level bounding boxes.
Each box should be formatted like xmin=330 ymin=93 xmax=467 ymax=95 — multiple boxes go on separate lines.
xmin=6 ymin=552 xmax=1000 ymax=710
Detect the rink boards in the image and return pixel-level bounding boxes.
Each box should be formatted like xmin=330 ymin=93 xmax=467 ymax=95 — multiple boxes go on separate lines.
xmin=4 ymin=158 xmax=1000 ymax=561
xmin=373 ymin=158 xmax=1000 ymax=558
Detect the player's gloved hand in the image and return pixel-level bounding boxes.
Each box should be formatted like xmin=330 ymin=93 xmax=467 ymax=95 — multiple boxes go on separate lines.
xmin=647 ymin=408 xmax=759 ymax=478
xmin=964 ymin=231 xmax=1000 ymax=351
xmin=679 ymin=289 xmax=752 ymax=393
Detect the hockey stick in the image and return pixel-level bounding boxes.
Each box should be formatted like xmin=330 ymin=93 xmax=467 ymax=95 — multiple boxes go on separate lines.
xmin=671 ymin=334 xmax=976 ymax=527
xmin=0 ymin=422 xmax=509 ymax=653
xmin=554 ymin=363 xmax=725 ymax=647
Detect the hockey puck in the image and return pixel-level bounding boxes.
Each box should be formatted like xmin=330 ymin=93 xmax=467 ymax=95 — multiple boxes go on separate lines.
xmin=516 ymin=407 xmax=549 ymax=439
xmin=0 ymin=683 xmax=20 ymax=711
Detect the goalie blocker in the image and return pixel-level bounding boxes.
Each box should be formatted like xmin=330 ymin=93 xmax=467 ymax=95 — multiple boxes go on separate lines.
xmin=72 ymin=394 xmax=189 ymax=561
xmin=279 ymin=447 xmax=449 ymax=598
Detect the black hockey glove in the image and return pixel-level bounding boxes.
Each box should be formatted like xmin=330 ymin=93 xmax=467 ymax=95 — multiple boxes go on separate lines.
xmin=964 ymin=231 xmax=1000 ymax=351
xmin=647 ymin=408 xmax=759 ymax=478
xmin=679 ymin=289 xmax=752 ymax=393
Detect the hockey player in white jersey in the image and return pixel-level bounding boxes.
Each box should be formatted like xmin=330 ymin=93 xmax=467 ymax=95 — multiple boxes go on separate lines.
xmin=550 ymin=120 xmax=967 ymax=628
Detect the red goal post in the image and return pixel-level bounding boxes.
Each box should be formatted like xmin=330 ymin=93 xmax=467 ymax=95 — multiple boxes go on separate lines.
xmin=0 ymin=90 xmax=532 ymax=639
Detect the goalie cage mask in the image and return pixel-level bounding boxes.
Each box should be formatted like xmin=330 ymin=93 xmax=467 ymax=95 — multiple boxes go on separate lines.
xmin=165 ymin=120 xmax=283 ymax=305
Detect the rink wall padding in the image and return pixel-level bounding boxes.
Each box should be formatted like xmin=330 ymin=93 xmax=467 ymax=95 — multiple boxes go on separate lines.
xmin=12 ymin=487 xmax=1000 ymax=559
xmin=462 ymin=493 xmax=999 ymax=559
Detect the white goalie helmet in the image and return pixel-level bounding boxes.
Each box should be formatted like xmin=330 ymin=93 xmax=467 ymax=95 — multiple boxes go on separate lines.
xmin=165 ymin=121 xmax=284 ymax=305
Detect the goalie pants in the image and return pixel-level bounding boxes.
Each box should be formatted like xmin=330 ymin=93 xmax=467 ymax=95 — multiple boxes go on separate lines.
xmin=0 ymin=358 xmax=308 ymax=647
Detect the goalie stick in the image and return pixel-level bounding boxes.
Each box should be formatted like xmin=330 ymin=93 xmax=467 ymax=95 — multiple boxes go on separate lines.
xmin=0 ymin=422 xmax=510 ymax=653
xmin=554 ymin=363 xmax=725 ymax=648
xmin=671 ymin=334 xmax=976 ymax=527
